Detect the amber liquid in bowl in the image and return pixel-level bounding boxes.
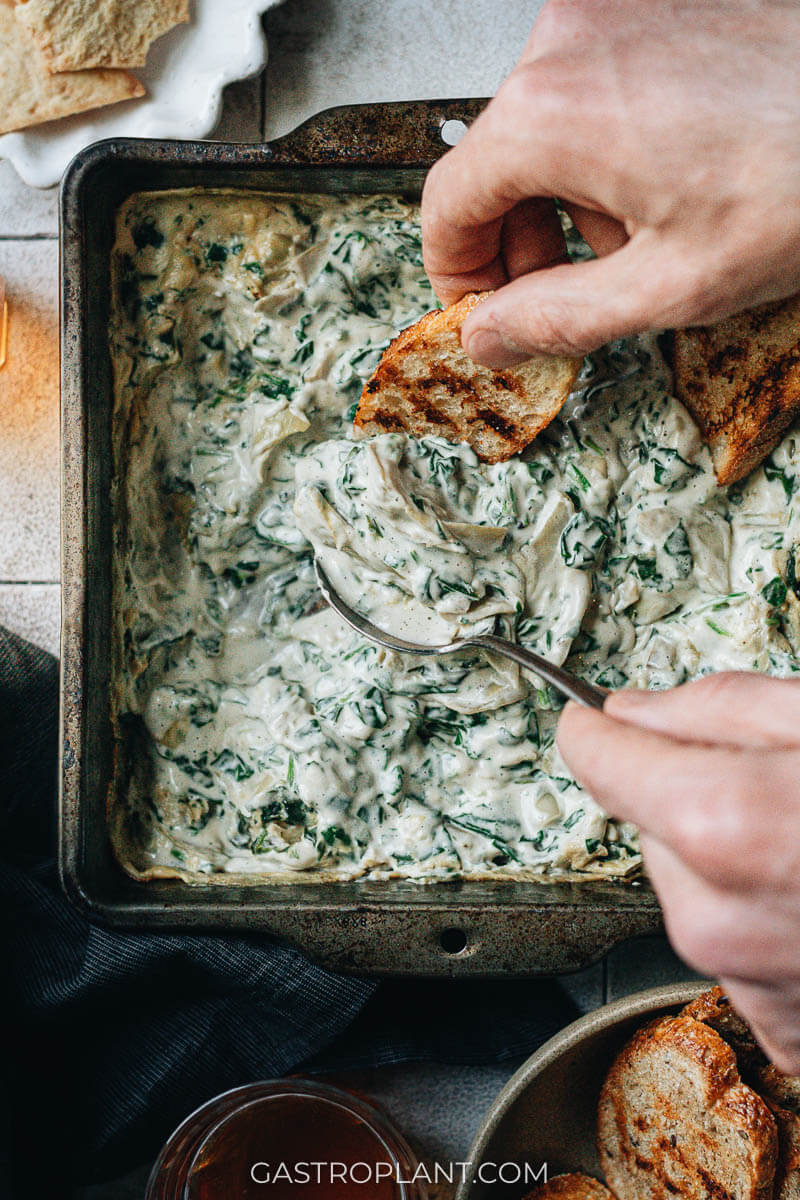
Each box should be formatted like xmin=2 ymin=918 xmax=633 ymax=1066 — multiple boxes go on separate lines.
xmin=147 ymin=1079 xmax=426 ymax=1200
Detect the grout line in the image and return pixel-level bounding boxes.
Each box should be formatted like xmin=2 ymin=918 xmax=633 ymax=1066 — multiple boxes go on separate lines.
xmin=0 ymin=579 xmax=60 ymax=586
xmin=0 ymin=233 xmax=58 ymax=241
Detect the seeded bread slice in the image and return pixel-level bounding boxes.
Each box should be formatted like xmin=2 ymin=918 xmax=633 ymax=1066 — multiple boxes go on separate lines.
xmin=682 ymin=986 xmax=800 ymax=1200
xmin=669 ymin=295 xmax=800 ymax=485
xmin=525 ymin=1171 xmax=618 ymax=1200
xmin=596 ymin=1013 xmax=778 ymax=1200
xmin=522 ymin=1173 xmax=617 ymax=1200
xmin=354 ymin=291 xmax=583 ymax=464
xmin=768 ymin=1100 xmax=800 ymax=1200
xmin=683 ymin=987 xmax=800 ymax=1112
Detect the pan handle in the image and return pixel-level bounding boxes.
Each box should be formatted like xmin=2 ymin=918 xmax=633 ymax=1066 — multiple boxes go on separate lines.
xmin=261 ymin=98 xmax=488 ymax=168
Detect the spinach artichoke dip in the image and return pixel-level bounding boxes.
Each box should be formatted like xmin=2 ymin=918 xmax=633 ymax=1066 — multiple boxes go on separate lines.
xmin=109 ymin=189 xmax=800 ymax=883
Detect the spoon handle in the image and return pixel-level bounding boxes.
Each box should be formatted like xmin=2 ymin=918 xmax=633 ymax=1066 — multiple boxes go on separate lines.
xmin=468 ymin=634 xmax=608 ymax=710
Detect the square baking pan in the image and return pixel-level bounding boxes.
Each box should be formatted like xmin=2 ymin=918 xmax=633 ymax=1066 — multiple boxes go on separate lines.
xmin=59 ymin=99 xmax=662 ymax=976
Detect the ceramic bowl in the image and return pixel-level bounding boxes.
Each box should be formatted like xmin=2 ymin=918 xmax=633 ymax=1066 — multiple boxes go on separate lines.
xmin=456 ymin=980 xmax=709 ymax=1200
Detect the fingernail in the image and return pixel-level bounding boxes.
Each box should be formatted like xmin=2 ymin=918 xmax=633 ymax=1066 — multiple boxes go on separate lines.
xmin=464 ymin=326 xmax=531 ymax=369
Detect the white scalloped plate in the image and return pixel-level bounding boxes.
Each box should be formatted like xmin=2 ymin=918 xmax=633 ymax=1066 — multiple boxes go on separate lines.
xmin=0 ymin=0 xmax=282 ymax=189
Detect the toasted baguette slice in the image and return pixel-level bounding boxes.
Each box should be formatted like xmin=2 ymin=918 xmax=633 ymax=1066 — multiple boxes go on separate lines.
xmin=683 ymin=987 xmax=800 ymax=1112
xmin=522 ymin=1173 xmax=617 ymax=1200
xmin=354 ymin=292 xmax=582 ymax=464
xmin=670 ymin=295 xmax=800 ymax=485
xmin=682 ymin=986 xmax=800 ymax=1200
xmin=768 ymin=1100 xmax=800 ymax=1200
xmin=597 ymin=1014 xmax=778 ymax=1200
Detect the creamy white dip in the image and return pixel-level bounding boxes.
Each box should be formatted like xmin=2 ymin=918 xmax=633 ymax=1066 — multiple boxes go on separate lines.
xmin=109 ymin=190 xmax=800 ymax=882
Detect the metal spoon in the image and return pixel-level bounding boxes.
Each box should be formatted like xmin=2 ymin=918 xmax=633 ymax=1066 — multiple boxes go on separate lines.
xmin=314 ymin=561 xmax=608 ymax=710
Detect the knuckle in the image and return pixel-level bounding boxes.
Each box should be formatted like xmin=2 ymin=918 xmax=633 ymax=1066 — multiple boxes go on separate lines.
xmin=655 ymin=255 xmax=726 ymax=328
xmin=534 ymin=0 xmax=577 ymax=36
xmin=496 ymin=60 xmax=571 ymax=123
xmin=420 ymin=158 xmax=448 ymax=225
xmin=496 ymin=63 xmax=543 ymax=112
xmin=686 ymin=670 xmax=748 ymax=707
xmin=516 ymin=299 xmax=599 ymax=356
xmin=669 ymin=787 xmax=758 ymax=884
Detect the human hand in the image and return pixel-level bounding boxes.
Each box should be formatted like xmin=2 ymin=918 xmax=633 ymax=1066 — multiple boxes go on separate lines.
xmin=422 ymin=0 xmax=800 ymax=365
xmin=557 ymin=672 xmax=800 ymax=1072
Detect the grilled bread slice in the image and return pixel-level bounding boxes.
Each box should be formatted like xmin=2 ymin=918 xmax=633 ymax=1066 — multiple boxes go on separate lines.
xmin=683 ymin=987 xmax=800 ymax=1112
xmin=768 ymin=1100 xmax=800 ymax=1200
xmin=682 ymin=986 xmax=765 ymax=1075
xmin=596 ymin=1014 xmax=778 ymax=1200
xmin=683 ymin=986 xmax=800 ymax=1200
xmin=354 ymin=292 xmax=582 ymax=464
xmin=670 ymin=294 xmax=800 ymax=485
xmin=522 ymin=1173 xmax=617 ymax=1200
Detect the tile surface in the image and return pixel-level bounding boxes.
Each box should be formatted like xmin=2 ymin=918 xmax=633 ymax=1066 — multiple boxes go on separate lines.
xmin=606 ymin=934 xmax=704 ymax=999
xmin=208 ymin=72 xmax=264 ymax=143
xmin=0 ymin=160 xmax=59 ymax=237
xmin=0 ymin=583 xmax=60 ymax=655
xmin=262 ymin=0 xmax=544 ymax=140
xmin=560 ymin=961 xmax=606 ymax=1012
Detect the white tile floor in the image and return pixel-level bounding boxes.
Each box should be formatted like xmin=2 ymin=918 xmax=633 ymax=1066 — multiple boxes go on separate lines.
xmin=0 ymin=2 xmax=692 ymax=1192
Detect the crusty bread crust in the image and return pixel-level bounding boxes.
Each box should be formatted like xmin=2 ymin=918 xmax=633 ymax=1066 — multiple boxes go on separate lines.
xmin=522 ymin=1173 xmax=617 ymax=1200
xmin=670 ymin=295 xmax=800 ymax=485
xmin=767 ymin=1100 xmax=800 ymax=1200
xmin=597 ymin=1014 xmax=778 ymax=1200
xmin=682 ymin=986 xmax=765 ymax=1075
xmin=682 ymin=987 xmax=800 ymax=1113
xmin=682 ymin=986 xmax=800 ymax=1200
xmin=354 ymin=292 xmax=582 ymax=464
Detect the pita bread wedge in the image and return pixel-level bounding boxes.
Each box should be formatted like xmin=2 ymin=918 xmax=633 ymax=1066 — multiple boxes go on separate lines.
xmin=354 ymin=291 xmax=582 ymax=464
xmin=14 ymin=0 xmax=189 ymax=72
xmin=0 ymin=5 xmax=144 ymax=135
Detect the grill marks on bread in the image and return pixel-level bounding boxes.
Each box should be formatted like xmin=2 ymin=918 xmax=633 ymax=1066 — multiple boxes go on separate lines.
xmin=597 ymin=1013 xmax=778 ymax=1200
xmin=355 ymin=292 xmax=582 ymax=463
xmin=670 ymin=295 xmax=800 ymax=485
xmin=682 ymin=987 xmax=800 ymax=1200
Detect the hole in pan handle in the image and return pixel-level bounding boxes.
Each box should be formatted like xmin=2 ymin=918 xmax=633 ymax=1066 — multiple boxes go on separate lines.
xmin=439 ymin=927 xmax=469 ymax=955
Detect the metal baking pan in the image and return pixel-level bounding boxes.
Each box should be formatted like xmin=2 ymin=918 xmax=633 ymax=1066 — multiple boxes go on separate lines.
xmin=59 ymin=99 xmax=662 ymax=975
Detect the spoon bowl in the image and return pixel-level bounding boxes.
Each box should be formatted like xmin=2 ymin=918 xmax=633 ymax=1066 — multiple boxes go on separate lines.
xmin=314 ymin=560 xmax=608 ymax=709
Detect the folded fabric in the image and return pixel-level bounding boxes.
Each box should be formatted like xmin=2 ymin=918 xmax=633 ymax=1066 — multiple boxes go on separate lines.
xmin=0 ymin=627 xmax=574 ymax=1194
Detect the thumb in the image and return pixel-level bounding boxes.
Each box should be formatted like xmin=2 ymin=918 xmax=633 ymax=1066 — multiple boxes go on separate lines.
xmin=461 ymin=234 xmax=706 ymax=363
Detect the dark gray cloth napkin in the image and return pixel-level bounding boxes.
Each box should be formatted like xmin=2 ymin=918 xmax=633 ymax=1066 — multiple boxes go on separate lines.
xmin=0 ymin=627 xmax=575 ymax=1195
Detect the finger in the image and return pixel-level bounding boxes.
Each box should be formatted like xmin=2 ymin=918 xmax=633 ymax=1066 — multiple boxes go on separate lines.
xmin=425 ymin=197 xmax=570 ymax=307
xmin=605 ymin=673 xmax=800 ymax=750
xmin=556 ymin=702 xmax=756 ymax=848
xmin=460 ymin=232 xmax=705 ymax=364
xmin=502 ymin=197 xmax=569 ymax=280
xmin=640 ymin=835 xmax=800 ymax=977
xmin=562 ymin=201 xmax=629 ymax=258
xmin=421 ymin=65 xmax=597 ymax=304
xmin=719 ymin=977 xmax=800 ymax=1075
